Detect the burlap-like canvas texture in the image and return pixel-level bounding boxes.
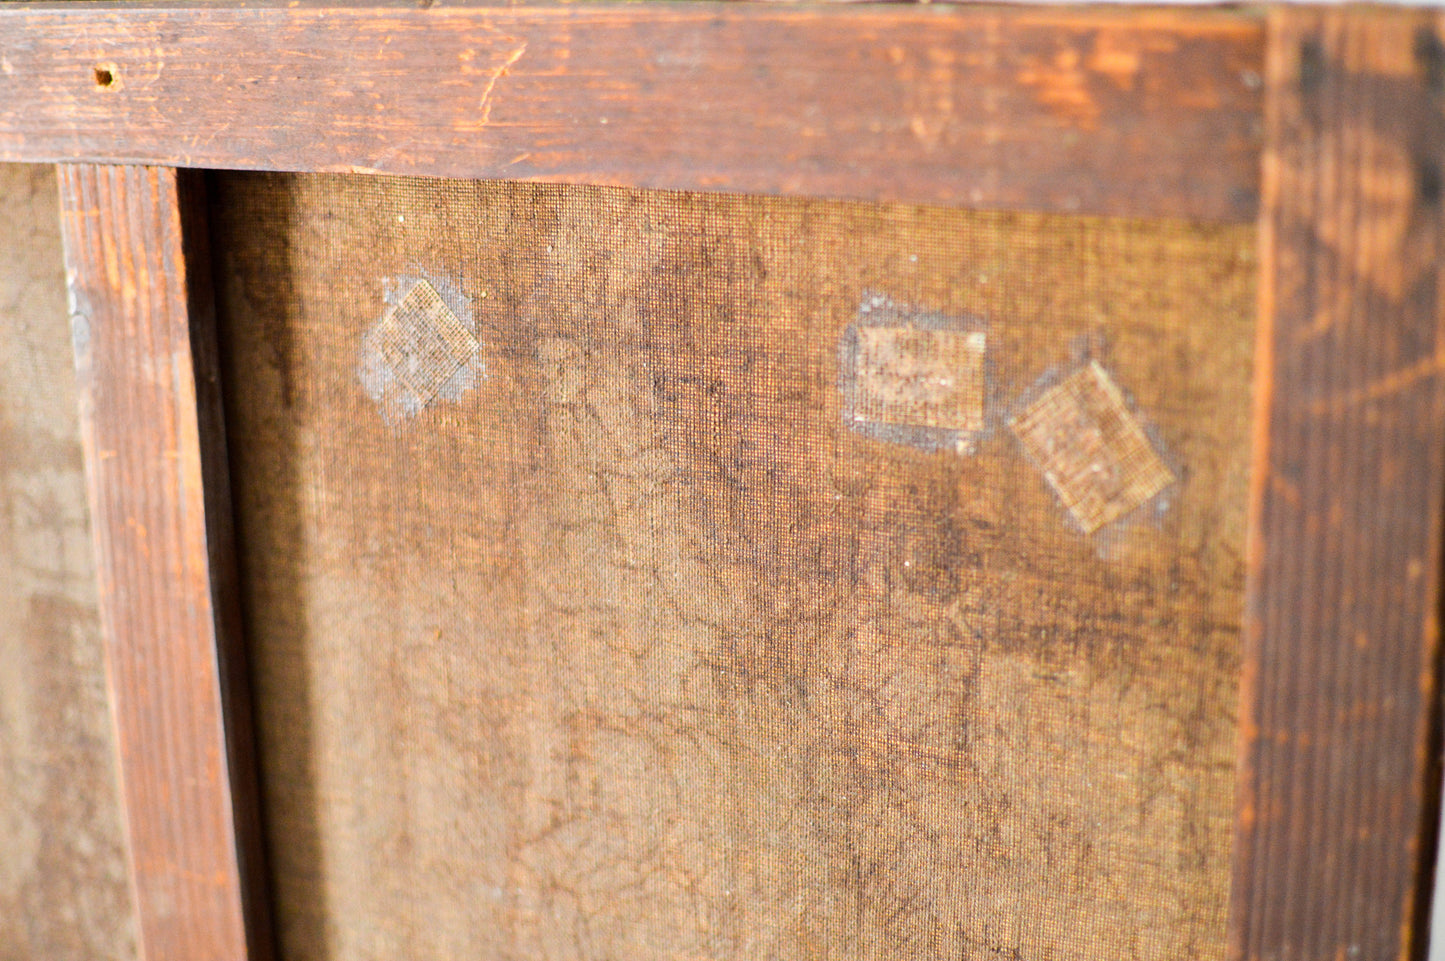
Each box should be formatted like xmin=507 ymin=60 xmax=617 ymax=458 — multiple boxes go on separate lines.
xmin=210 ymin=172 xmax=1256 ymax=961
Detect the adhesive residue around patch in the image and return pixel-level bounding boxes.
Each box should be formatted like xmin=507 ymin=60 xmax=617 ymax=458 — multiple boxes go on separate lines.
xmin=842 ymin=294 xmax=988 ymax=454
xmin=1010 ymin=360 xmax=1175 ymax=534
xmin=360 ymin=274 xmax=483 ymax=422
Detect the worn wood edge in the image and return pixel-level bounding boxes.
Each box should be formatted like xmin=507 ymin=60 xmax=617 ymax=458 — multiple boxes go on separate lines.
xmin=0 ymin=1 xmax=1263 ymax=222
xmin=0 ymin=0 xmax=1264 ymax=25
xmin=1230 ymin=7 xmax=1445 ymax=961
xmin=179 ymin=167 xmax=276 ymax=961
xmin=58 ymin=163 xmax=273 ymax=961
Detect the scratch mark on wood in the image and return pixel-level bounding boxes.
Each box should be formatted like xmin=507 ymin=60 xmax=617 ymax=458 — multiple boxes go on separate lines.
xmin=477 ymin=41 xmax=527 ymax=127
xmin=1305 ymin=349 xmax=1445 ymax=415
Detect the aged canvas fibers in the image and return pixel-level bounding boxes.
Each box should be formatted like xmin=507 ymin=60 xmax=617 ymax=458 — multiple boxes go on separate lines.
xmin=0 ymin=164 xmax=137 ymax=961
xmin=210 ymin=172 xmax=1255 ymax=961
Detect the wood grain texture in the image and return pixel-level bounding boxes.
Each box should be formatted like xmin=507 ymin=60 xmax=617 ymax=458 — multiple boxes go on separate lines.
xmin=0 ymin=2 xmax=1263 ymax=222
xmin=1231 ymin=9 xmax=1445 ymax=961
xmin=0 ymin=163 xmax=137 ymax=961
xmin=57 ymin=164 xmax=271 ymax=961
xmin=212 ymin=171 xmax=1256 ymax=961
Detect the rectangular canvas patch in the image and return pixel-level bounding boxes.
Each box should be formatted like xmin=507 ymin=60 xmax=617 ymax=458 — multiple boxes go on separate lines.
xmin=852 ymin=327 xmax=987 ymax=433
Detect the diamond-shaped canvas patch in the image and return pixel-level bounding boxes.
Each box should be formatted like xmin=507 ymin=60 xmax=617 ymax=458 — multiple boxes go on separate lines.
xmin=377 ymin=280 xmax=478 ymax=405
xmin=1011 ymin=361 xmax=1174 ymax=534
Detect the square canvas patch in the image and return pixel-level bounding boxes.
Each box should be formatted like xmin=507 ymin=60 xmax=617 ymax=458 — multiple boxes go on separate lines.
xmin=1011 ymin=361 xmax=1174 ymax=533
xmin=377 ymin=280 xmax=478 ymax=405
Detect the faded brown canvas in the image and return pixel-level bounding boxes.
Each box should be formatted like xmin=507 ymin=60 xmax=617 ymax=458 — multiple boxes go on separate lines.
xmin=211 ymin=172 xmax=1255 ymax=961
xmin=0 ymin=164 xmax=137 ymax=961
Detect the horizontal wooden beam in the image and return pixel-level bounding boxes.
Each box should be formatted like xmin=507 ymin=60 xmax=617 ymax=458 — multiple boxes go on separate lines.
xmin=1 ymin=2 xmax=1262 ymax=221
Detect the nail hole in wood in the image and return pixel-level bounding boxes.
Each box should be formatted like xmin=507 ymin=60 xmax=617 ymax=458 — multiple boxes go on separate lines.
xmin=93 ymin=66 xmax=115 ymax=88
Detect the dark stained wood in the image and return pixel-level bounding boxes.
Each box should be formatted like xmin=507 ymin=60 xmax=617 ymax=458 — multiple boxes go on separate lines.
xmin=57 ymin=164 xmax=271 ymax=961
xmin=1231 ymin=9 xmax=1445 ymax=961
xmin=1 ymin=2 xmax=1263 ymax=223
